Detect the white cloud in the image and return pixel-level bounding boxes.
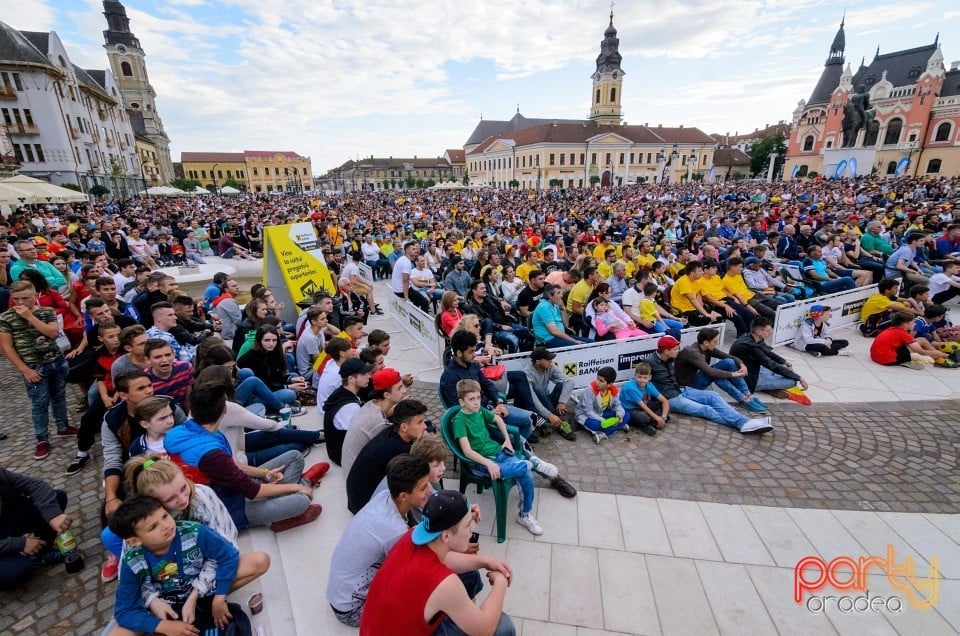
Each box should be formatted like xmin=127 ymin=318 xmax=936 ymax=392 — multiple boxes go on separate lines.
xmin=0 ymin=0 xmax=55 ymax=31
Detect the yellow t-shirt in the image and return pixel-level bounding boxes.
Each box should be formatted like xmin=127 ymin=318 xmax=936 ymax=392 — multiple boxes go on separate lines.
xmin=599 ymin=392 xmax=611 ymax=410
xmin=696 ymin=274 xmax=728 ymax=302
xmin=597 ymin=261 xmax=614 ymax=280
xmin=722 ymin=273 xmax=754 ymax=302
xmin=636 ymin=253 xmax=657 ymax=269
xmin=593 ymin=243 xmax=614 ymax=260
xmin=639 ymin=298 xmax=660 ymax=322
xmin=671 ymin=275 xmax=697 ymax=313
xmin=621 ymin=259 xmax=637 ymax=278
xmin=515 ymin=262 xmax=535 ymax=283
xmin=567 ymin=280 xmax=592 ymax=313
xmin=861 ymin=294 xmax=894 ymax=321
xmin=668 ymin=261 xmax=685 ymax=278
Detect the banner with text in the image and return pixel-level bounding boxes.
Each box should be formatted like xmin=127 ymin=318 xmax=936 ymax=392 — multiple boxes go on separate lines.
xmin=498 ymin=325 xmax=722 ymax=389
xmin=388 ymin=294 xmax=443 ymax=360
xmin=771 ymin=284 xmax=876 ymax=346
xmin=262 ymin=222 xmax=337 ymax=324
xmin=358 ymin=262 xmax=375 ymax=285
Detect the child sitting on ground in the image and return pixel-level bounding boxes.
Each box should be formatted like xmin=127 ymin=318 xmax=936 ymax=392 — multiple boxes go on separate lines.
xmin=575 ymin=366 xmax=629 ymax=444
xmin=106 ymin=495 xmax=247 ymax=636
xmin=870 ymin=311 xmax=958 ymax=370
xmin=905 ymin=284 xmax=932 ymax=314
xmin=453 ymin=379 xmax=554 ymax=536
xmin=129 ymin=397 xmax=176 ymax=458
xmin=591 ymin=297 xmax=645 ymax=339
xmin=619 ymin=362 xmax=670 ymax=438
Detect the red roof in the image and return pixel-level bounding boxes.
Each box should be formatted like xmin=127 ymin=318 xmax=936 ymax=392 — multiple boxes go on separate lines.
xmin=243 ymin=150 xmax=305 ymax=159
xmin=444 ymin=149 xmax=465 ymax=163
xmin=181 ymin=152 xmax=245 ymax=163
xmin=467 ymin=123 xmax=716 ymax=155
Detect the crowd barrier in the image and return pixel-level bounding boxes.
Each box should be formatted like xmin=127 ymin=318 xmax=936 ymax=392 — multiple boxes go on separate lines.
xmin=358 ymin=262 xmax=375 ymax=285
xmin=497 ymin=325 xmax=722 ymax=390
xmin=770 ymin=284 xmax=876 ymax=346
xmin=388 ymin=294 xmax=443 ymax=360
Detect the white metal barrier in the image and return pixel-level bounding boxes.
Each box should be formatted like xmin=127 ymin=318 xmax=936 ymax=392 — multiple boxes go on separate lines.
xmin=497 ymin=325 xmax=723 ymax=390
xmin=770 ymin=284 xmax=877 ymax=346
xmin=387 ymin=294 xmax=443 ymax=360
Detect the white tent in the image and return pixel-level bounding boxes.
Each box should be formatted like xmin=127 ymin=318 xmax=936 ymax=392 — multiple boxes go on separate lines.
xmin=143 ymin=186 xmax=187 ymax=197
xmin=428 ymin=181 xmax=477 ymax=190
xmin=0 ymin=175 xmax=88 ymax=203
xmin=192 ymin=186 xmax=212 ymax=195
xmin=219 ymin=186 xmax=241 ymax=195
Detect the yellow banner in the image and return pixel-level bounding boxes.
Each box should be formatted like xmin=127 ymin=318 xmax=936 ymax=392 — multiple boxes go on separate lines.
xmin=262 ymin=222 xmax=337 ymax=313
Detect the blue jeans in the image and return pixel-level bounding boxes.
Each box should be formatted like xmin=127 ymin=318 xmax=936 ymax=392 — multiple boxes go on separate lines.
xmin=502 ymin=405 xmax=534 ymax=440
xmin=543 ymin=335 xmax=591 ymax=349
xmin=235 ymin=371 xmax=296 ymax=411
xmin=756 ymin=367 xmax=797 ymax=391
xmin=473 ymin=450 xmax=535 ymax=514
xmin=221 ymin=247 xmax=235 ymax=259
xmin=364 ymin=259 xmax=380 ymax=279
xmin=651 ymin=318 xmax=683 ymax=339
xmin=583 ymin=409 xmax=631 ymax=435
xmin=244 ymin=428 xmax=318 ymax=465
xmin=688 ymin=358 xmax=749 ymax=403
xmin=25 ymin=357 xmax=70 ymax=442
xmin=668 ymin=387 xmax=748 ymax=430
xmin=532 ymin=384 xmax=564 ymax=413
xmin=819 ymin=277 xmax=855 ymax=294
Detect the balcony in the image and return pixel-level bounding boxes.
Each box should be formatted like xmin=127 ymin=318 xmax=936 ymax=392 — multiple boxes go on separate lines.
xmin=0 ymin=86 xmax=16 ymax=99
xmin=12 ymin=123 xmax=39 ymax=135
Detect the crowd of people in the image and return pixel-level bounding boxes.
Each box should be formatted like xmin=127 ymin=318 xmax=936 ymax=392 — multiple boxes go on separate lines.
xmin=1 ymin=173 xmax=960 ymax=634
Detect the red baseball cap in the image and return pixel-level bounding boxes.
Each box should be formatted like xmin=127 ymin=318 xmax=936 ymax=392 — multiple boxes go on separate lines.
xmin=657 ymin=335 xmax=681 ymax=351
xmin=371 ymin=368 xmax=402 ymax=392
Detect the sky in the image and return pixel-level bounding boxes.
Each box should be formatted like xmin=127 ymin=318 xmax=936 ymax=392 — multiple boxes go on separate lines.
xmin=7 ymin=0 xmax=960 ymax=176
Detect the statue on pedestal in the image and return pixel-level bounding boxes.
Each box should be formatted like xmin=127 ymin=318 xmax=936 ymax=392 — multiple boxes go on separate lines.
xmin=841 ymin=84 xmax=875 ymax=148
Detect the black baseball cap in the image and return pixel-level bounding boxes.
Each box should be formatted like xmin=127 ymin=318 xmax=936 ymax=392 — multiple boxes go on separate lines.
xmin=530 ymin=347 xmax=556 ymax=362
xmin=411 ymin=490 xmax=470 ymax=545
xmin=339 ymin=358 xmax=373 ymax=378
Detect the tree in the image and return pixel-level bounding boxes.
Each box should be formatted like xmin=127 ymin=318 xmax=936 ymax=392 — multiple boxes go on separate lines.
xmin=171 ymin=178 xmax=201 ymax=191
xmin=508 ymin=179 xmax=519 ymax=189
xmin=414 ymin=179 xmax=425 ymax=189
xmin=549 ymin=178 xmax=562 ymax=188
xmin=89 ymin=184 xmax=110 ymax=197
xmin=405 ymin=176 xmax=416 ymax=189
xmin=590 ymin=175 xmax=601 ymax=186
xmin=749 ymin=132 xmax=787 ymax=178
xmin=462 ymin=172 xmax=469 ymax=185
xmin=222 ymin=177 xmax=245 ymax=191
xmin=424 ymin=179 xmax=436 ymax=188
xmin=60 ymin=183 xmax=82 ymax=192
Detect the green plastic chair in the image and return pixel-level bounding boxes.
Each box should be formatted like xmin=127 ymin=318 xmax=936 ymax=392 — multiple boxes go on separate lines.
xmin=439 ymin=405 xmax=524 ymax=543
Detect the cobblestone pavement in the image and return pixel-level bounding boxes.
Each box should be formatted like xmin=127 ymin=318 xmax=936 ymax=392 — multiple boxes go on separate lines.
xmin=1 ymin=363 xmax=957 ymax=635
xmin=404 ymin=383 xmax=960 ymax=515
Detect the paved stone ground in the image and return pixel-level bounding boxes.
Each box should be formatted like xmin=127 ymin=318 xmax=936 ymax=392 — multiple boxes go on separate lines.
xmin=404 ymin=383 xmax=960 ymax=514
xmin=1 ymin=362 xmax=957 ymax=635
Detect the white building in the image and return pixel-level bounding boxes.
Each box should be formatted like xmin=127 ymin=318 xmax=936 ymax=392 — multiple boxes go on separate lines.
xmin=0 ymin=22 xmax=144 ymax=197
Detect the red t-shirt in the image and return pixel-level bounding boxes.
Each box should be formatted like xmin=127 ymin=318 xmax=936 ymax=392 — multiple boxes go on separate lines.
xmin=870 ymin=327 xmax=914 ymax=365
xmin=360 ymin=530 xmax=454 ymax=636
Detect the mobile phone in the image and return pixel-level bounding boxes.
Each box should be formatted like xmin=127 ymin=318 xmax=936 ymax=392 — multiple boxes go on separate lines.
xmin=470 ymin=532 xmax=480 ymax=543
xmin=502 ymin=446 xmax=514 ymax=456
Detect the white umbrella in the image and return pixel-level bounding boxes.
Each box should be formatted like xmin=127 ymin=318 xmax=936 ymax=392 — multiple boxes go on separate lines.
xmin=144 ymin=186 xmax=187 ymax=197
xmin=192 ymin=186 xmax=212 ymax=195
xmin=219 ymin=186 xmax=241 ymax=195
xmin=0 ymin=175 xmax=88 ymax=202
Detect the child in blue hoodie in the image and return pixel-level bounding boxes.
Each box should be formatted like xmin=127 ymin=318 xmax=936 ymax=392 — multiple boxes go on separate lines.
xmin=575 ymin=366 xmax=628 ymax=444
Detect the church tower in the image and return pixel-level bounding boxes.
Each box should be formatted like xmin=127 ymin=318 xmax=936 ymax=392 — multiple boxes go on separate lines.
xmin=102 ymin=0 xmax=173 ymax=185
xmin=590 ymin=8 xmax=624 ymax=125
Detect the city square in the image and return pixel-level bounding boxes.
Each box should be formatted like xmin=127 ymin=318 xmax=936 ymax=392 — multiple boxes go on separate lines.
xmin=0 ymin=1 xmax=959 ymax=635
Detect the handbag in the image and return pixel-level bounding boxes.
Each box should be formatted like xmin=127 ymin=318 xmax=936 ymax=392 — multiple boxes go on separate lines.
xmin=480 ymin=364 xmax=505 ymax=381
xmin=297 ymin=386 xmax=318 ymax=406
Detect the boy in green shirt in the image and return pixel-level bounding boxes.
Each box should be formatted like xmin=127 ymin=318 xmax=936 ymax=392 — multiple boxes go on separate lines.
xmin=452 ymin=379 xmax=552 ymax=536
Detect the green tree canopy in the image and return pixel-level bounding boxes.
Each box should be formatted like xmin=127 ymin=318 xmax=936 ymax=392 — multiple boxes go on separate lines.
xmin=171 ymin=178 xmax=201 ymax=191
xmin=749 ymin=132 xmax=787 ymax=178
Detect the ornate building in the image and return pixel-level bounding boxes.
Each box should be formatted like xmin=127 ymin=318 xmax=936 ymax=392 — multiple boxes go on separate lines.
xmin=326 ymin=155 xmax=456 ymax=192
xmin=180 ymin=150 xmax=312 ymax=193
xmin=784 ymin=20 xmax=960 ymax=179
xmin=464 ymin=11 xmax=716 ymax=188
xmin=102 ymin=0 xmax=173 ymax=186
xmin=0 ymin=21 xmax=143 ymax=195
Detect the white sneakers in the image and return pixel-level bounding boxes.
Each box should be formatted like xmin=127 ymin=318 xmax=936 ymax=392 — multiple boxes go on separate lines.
xmin=527 ymin=456 xmax=559 ymax=479
xmin=517 ymin=513 xmax=544 ymax=535
xmin=837 ymin=349 xmax=850 ymax=356
xmin=740 ymin=417 xmax=773 ymax=434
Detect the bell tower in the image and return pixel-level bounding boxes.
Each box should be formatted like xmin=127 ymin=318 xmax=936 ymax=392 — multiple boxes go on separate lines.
xmin=102 ymin=0 xmax=173 ymax=184
xmin=590 ymin=5 xmax=624 ymax=125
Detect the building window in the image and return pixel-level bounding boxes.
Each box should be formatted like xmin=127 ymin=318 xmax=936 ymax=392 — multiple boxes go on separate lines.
xmin=275 ymin=167 xmax=279 ymax=175
xmin=121 ymin=61 xmax=132 ymax=76
xmin=886 ymin=161 xmax=897 ymax=174
xmin=605 ymin=152 xmax=612 ymax=165
xmin=647 ymin=153 xmax=652 ymax=164
xmin=549 ymin=154 xmax=555 ymax=165
xmin=826 ymin=141 xmax=832 ymax=148
xmin=580 ymin=153 xmax=585 ymax=165
xmin=217 ymin=170 xmax=223 ymax=178
xmin=11 ymin=144 xmax=22 ymax=162
xmin=619 ymin=153 xmax=625 ymax=164
xmin=33 ymin=144 xmax=44 ymax=162
xmin=596 ymin=89 xmax=601 ymax=104
xmin=797 ymin=165 xmax=809 ymax=177
xmin=201 ymin=170 xmax=207 ymax=178
xmin=927 ymin=158 xmax=942 ymax=174
xmin=629 ymin=153 xmax=634 ymax=164
xmin=864 ymin=120 xmax=880 ymax=146
xmin=569 ymin=153 xmax=575 ymax=165
xmin=884 ymin=118 xmax=903 ymax=145
xmin=559 ymin=154 xmax=565 ymax=165
xmin=12 ymin=73 xmax=22 ymax=90
xmin=610 ymin=87 xmax=616 ymax=102
xmin=802 ymin=135 xmax=814 ymax=152
xmin=23 ymin=144 xmax=34 ymax=162
xmin=238 ymin=171 xmax=244 ymax=179
xmin=253 ymin=168 xmax=258 ymax=176
xmin=302 ymin=167 xmax=308 ymax=176
xmin=935 ymin=122 xmax=951 ymax=142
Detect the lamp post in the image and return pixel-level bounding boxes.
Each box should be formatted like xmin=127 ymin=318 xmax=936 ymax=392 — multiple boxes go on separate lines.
xmin=211 ymin=163 xmax=220 ymax=194
xmin=655 ymin=151 xmax=665 ymax=184
xmin=687 ymin=151 xmax=697 ymax=182
xmin=667 ymin=143 xmax=678 ymax=184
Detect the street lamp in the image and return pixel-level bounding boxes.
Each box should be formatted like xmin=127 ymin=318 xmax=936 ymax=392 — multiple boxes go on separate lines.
xmin=211 ymin=163 xmax=220 ymax=194
xmin=687 ymin=151 xmax=697 ymax=182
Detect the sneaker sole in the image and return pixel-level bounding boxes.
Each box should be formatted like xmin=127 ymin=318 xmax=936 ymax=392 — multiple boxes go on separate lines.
xmin=34 ymin=453 xmax=49 ymax=460
xmin=741 ymin=425 xmax=773 ymax=435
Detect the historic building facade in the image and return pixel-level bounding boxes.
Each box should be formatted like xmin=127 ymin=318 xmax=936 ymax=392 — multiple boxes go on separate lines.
xmin=0 ymin=22 xmax=143 ymax=195
xmin=180 ymin=150 xmax=312 ymax=193
xmin=784 ymin=20 xmax=960 ymax=179
xmin=326 ymin=156 xmax=456 ymax=192
xmin=103 ymin=0 xmax=173 ymax=186
xmin=464 ymin=11 xmax=716 ymax=188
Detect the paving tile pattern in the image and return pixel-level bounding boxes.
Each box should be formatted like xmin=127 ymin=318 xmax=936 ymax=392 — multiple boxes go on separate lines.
xmin=404 ymin=383 xmax=960 ymax=515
